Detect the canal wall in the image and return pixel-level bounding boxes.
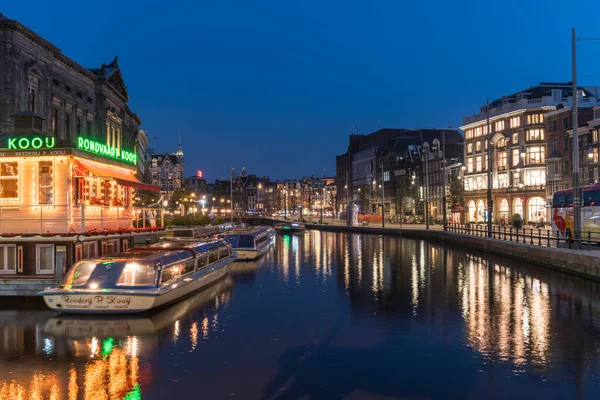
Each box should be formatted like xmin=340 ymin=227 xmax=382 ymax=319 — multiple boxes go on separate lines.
xmin=299 ymin=223 xmax=600 ymax=281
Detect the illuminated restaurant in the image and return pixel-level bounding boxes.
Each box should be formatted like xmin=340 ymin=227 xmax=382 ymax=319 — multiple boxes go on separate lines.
xmin=0 ymin=112 xmax=161 ymax=293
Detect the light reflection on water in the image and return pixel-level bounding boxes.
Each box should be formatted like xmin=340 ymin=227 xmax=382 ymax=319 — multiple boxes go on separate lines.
xmin=0 ymin=232 xmax=599 ymax=399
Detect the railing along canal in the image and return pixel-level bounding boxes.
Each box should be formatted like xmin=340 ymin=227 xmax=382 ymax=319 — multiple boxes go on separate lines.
xmin=445 ymin=223 xmax=600 ymax=250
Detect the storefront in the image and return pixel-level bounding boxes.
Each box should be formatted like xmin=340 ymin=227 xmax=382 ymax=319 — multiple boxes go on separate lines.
xmin=0 ymin=132 xmax=161 ymax=287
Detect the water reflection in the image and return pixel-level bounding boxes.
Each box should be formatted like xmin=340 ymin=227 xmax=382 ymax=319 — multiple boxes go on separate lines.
xmin=0 ymin=233 xmax=599 ymax=399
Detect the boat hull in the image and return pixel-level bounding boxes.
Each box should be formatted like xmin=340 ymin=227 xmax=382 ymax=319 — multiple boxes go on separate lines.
xmin=41 ymin=257 xmax=232 ymax=314
xmin=234 ymin=239 xmax=272 ymax=261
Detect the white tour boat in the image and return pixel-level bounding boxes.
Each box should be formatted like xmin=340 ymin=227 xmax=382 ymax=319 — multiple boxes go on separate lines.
xmin=40 ymin=239 xmax=235 ymax=314
xmin=216 ymin=227 xmax=275 ymax=261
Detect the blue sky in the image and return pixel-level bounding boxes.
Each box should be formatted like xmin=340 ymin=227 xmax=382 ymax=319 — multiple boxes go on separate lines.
xmin=4 ymin=0 xmax=600 ymax=179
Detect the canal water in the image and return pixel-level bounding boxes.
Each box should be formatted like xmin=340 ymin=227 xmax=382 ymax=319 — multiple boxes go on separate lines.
xmin=1 ymin=231 xmax=600 ymax=399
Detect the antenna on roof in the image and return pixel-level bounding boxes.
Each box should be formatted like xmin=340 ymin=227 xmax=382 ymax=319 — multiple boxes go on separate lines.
xmin=178 ymin=129 xmax=181 ymax=146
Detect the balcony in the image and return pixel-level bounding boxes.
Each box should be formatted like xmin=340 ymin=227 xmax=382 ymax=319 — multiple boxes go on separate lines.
xmin=0 ymin=205 xmax=163 ymax=236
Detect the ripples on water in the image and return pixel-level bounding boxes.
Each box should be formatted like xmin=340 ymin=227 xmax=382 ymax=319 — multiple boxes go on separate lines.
xmin=1 ymin=231 xmax=600 ymax=399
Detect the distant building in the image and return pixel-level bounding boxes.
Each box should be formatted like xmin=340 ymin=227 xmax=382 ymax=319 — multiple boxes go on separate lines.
xmin=336 ymin=128 xmax=462 ymax=219
xmin=460 ymin=82 xmax=599 ymax=224
xmin=147 ymin=142 xmax=185 ymax=201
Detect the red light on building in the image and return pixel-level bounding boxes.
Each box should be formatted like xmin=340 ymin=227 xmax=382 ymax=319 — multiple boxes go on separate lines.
xmin=196 ymin=170 xmax=203 ymax=178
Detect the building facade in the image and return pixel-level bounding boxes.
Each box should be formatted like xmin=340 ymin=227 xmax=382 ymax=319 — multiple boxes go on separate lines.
xmin=460 ymin=82 xmax=599 ymax=225
xmin=0 ymin=15 xmax=160 ymax=292
xmin=336 ymin=128 xmax=462 ymax=220
xmin=147 ymin=144 xmax=185 ymax=201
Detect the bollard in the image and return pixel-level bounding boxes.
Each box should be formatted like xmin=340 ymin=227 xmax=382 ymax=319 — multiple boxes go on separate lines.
xmin=547 ymin=230 xmax=550 ymax=247
xmin=509 ymin=226 xmax=512 ymax=242
xmin=516 ymin=228 xmax=518 ymax=243
xmin=538 ymin=229 xmax=542 ymax=246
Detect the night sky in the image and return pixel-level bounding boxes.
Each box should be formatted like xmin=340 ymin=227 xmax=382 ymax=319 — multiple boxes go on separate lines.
xmin=4 ymin=0 xmax=600 ymax=180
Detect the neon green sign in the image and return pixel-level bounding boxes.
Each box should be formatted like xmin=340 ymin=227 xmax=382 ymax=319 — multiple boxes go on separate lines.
xmin=77 ymin=137 xmax=137 ymax=165
xmin=7 ymin=136 xmax=55 ymax=150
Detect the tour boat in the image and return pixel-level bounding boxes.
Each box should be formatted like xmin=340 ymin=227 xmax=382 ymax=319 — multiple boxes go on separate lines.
xmin=216 ymin=227 xmax=275 ymax=261
xmin=43 ymin=276 xmax=234 ymax=338
xmin=274 ymin=222 xmax=306 ymax=233
xmin=39 ymin=239 xmax=235 ymax=314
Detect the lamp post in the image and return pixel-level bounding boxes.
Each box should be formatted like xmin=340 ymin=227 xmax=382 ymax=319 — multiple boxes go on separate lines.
xmin=230 ymin=167 xmax=234 ymax=223
xmin=381 ymin=161 xmax=385 ymax=228
xmin=442 ymin=132 xmax=447 ymax=230
xmin=423 ymin=142 xmax=430 ymax=230
xmin=486 ymin=98 xmax=493 ymax=238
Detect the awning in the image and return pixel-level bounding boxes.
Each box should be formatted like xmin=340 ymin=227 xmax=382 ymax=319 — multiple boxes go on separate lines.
xmin=73 ymin=159 xmax=160 ymax=192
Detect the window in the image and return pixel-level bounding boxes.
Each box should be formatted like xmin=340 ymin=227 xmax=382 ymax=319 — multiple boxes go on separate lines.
xmin=197 ymin=255 xmax=208 ymax=269
xmin=526 ymin=146 xmax=545 ymax=164
xmin=467 ymin=157 xmax=473 ymax=173
xmin=495 ymin=120 xmax=505 ymax=132
xmin=76 ymin=117 xmax=82 ymax=135
xmin=510 ymin=116 xmax=520 ymax=128
xmin=498 ymin=152 xmax=508 ymax=168
xmin=466 ymin=129 xmax=473 ymax=139
xmin=38 ymin=161 xmax=53 ymax=205
xmin=512 ymin=132 xmax=519 ymax=144
xmin=82 ymin=242 xmax=97 ymax=259
xmin=475 ymin=141 xmax=482 ymax=152
xmin=525 ymin=170 xmax=545 ymax=186
xmin=593 ymin=129 xmax=599 ymax=143
xmin=28 ymin=87 xmax=36 ymax=112
xmin=106 ymin=239 xmax=120 ymax=255
xmin=65 ymin=113 xmax=71 ymax=139
xmin=594 ymin=148 xmax=599 ymax=163
xmin=0 ymin=245 xmax=16 ymax=273
xmin=36 ymin=244 xmax=54 ymax=274
xmin=498 ymin=173 xmax=509 ymax=188
xmin=527 ymin=114 xmax=544 ymax=124
xmin=209 ymin=249 xmax=219 ymax=264
xmin=52 ymin=108 xmax=58 ymax=135
xmin=512 ymin=149 xmax=520 ymax=166
xmin=527 ymin=129 xmax=544 ymax=141
xmin=0 ymin=162 xmax=19 ymax=199
xmin=117 ymin=262 xmax=156 ymax=286
xmin=475 ymin=156 xmax=482 ymax=171
xmin=552 ymin=120 xmax=557 ymax=132
xmin=563 ymin=136 xmax=569 ymax=151
xmin=383 ymin=171 xmax=390 ymax=181
xmin=563 ymin=117 xmax=569 ymax=129
xmin=87 ymin=120 xmax=92 ymax=135
xmin=551 ymin=137 xmax=558 ymax=156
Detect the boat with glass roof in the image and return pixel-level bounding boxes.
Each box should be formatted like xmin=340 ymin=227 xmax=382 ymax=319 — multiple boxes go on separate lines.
xmin=39 ymin=239 xmax=235 ymax=314
xmin=216 ymin=226 xmax=275 ymax=261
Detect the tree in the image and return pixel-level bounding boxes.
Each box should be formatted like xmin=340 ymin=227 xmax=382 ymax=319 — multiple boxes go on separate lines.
xmin=448 ymin=173 xmax=464 ymax=208
xmin=358 ymin=185 xmax=371 ymax=213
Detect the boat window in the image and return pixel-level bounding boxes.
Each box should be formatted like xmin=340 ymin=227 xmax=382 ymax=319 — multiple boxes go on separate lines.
xmin=61 ymin=261 xmax=96 ymax=288
xmin=160 ymin=264 xmax=186 ymax=286
xmin=182 ymin=260 xmax=196 ymax=275
xmin=238 ymin=235 xmax=255 ymax=248
xmin=197 ymin=255 xmax=208 ymax=269
xmin=218 ymin=247 xmax=230 ymax=259
xmin=208 ymin=249 xmax=219 ymax=264
xmin=116 ymin=262 xmax=156 ymax=287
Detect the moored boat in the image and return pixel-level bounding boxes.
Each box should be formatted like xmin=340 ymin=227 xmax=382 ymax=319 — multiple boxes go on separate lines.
xmin=39 ymin=239 xmax=235 ymax=314
xmin=216 ymin=227 xmax=275 ymax=261
xmin=274 ymin=222 xmax=306 ymax=233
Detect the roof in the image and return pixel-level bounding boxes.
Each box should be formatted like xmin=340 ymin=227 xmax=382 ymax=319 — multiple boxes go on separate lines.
xmin=488 ymin=82 xmax=595 ymax=109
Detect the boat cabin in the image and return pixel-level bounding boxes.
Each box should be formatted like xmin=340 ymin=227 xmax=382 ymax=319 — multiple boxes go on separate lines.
xmin=217 ymin=228 xmax=272 ymax=249
xmin=59 ymin=240 xmax=232 ymax=291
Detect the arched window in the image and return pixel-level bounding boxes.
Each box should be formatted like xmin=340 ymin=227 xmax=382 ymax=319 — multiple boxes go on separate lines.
xmin=468 ymin=200 xmax=476 ymax=222
xmin=514 ymin=198 xmax=523 ymax=219
xmin=476 ymin=200 xmax=485 ymax=222
xmin=499 ymin=198 xmax=509 ymax=221
xmin=528 ymin=197 xmax=546 ymax=222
